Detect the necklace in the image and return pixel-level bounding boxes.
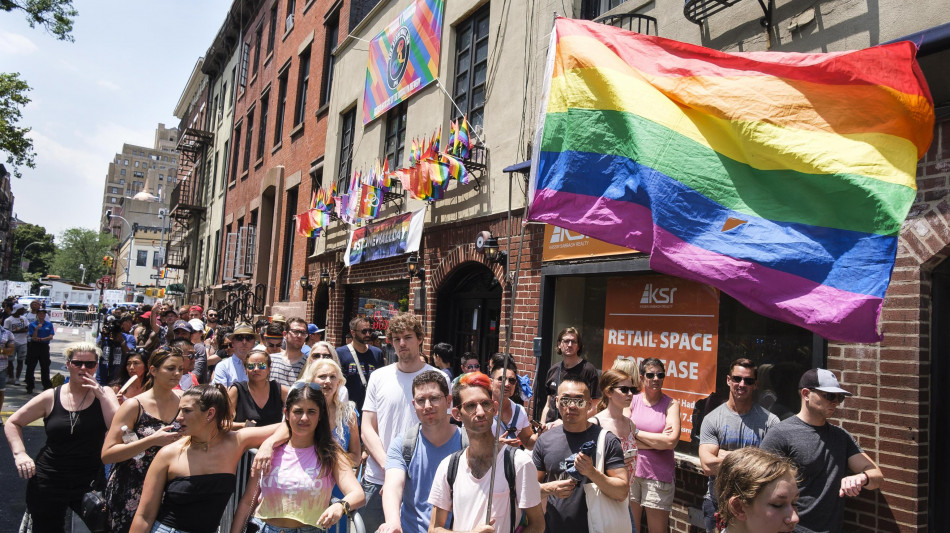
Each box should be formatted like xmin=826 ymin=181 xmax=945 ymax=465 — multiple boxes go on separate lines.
xmin=68 ymin=388 xmax=91 ymax=435
xmin=189 ymin=430 xmax=218 ymax=452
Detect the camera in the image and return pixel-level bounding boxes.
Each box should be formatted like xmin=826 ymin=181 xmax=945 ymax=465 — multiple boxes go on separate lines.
xmin=101 ymin=316 xmax=123 ymax=338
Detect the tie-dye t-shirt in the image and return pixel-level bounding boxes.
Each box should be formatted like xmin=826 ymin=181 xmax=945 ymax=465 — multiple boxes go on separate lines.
xmin=256 ymin=443 xmax=334 ymax=526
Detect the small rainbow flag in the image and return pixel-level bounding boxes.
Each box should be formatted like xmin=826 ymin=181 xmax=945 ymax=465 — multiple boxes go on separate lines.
xmin=528 ymin=18 xmax=934 ymax=342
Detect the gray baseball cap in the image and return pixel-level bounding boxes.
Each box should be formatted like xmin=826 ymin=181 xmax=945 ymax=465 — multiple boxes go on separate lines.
xmin=798 ymin=368 xmax=852 ymax=396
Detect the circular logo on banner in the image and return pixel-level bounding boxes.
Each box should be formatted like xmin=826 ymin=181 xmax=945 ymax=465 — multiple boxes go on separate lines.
xmin=387 ymin=26 xmax=411 ymax=90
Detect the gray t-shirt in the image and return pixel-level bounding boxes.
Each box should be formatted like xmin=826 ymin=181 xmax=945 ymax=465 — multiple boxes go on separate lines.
xmin=699 ymin=402 xmax=778 ymax=500
xmin=760 ymin=415 xmax=862 ymax=533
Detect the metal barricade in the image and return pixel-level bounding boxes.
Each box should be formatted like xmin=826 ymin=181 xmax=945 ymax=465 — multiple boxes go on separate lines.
xmin=219 ymin=448 xmax=365 ymax=533
xmin=60 ymin=311 xmax=97 ymax=327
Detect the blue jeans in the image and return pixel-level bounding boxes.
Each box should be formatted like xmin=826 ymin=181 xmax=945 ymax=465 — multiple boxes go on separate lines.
xmin=359 ymin=479 xmax=384 ymax=533
xmin=260 ymin=522 xmax=323 ymax=533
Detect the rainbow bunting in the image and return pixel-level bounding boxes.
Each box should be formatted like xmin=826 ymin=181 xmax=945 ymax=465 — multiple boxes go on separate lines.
xmin=527 ymin=17 xmax=934 ymax=343
xmin=447 ymin=120 xmax=458 ymax=155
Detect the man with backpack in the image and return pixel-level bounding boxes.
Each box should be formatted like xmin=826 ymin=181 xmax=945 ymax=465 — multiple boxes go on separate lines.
xmin=428 ymin=372 xmax=543 ymax=533
xmin=379 ymin=370 xmax=466 ymax=533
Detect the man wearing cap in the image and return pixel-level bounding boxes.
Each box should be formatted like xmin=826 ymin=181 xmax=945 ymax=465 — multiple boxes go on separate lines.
xmin=189 ymin=305 xmax=203 ymax=321
xmin=212 ymin=322 xmax=257 ymax=387
xmin=300 ymin=323 xmax=323 ymax=357
xmin=337 ymin=316 xmax=384 ymax=412
xmin=3 ymin=305 xmax=29 ymax=385
xmin=761 ymin=368 xmax=884 ymax=533
xmin=25 ymin=308 xmax=54 ymax=393
xmin=171 ymin=320 xmax=208 ymax=384
xmin=268 ymin=317 xmax=308 ymax=387
xmin=158 ymin=307 xmax=178 ymax=347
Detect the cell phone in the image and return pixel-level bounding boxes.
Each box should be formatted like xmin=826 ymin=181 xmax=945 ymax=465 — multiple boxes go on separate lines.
xmin=530 ymin=419 xmax=543 ymax=433
xmin=624 ymin=448 xmax=637 ymax=460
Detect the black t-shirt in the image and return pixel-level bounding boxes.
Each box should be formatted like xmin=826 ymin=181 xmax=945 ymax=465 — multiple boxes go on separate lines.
xmin=532 ymin=424 xmax=626 ymax=533
xmin=336 ymin=344 xmax=383 ymax=411
xmin=543 ymin=358 xmax=602 ymax=423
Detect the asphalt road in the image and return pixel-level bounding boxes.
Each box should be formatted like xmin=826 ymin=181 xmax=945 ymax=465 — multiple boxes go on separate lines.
xmin=0 ymin=326 xmax=95 ymax=532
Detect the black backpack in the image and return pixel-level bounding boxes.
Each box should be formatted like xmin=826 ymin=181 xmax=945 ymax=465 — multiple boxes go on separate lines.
xmin=446 ymin=446 xmax=518 ymax=533
xmin=401 ymin=423 xmax=469 ymax=477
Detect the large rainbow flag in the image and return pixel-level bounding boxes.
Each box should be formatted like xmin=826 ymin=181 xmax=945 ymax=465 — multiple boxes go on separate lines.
xmin=527 ymin=18 xmax=934 ymax=343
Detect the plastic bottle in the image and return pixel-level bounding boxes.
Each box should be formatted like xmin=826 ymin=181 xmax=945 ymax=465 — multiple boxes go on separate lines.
xmin=121 ymin=425 xmax=145 ymax=460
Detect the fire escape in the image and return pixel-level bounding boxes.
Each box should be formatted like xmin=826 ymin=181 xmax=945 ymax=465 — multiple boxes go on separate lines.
xmin=167 ymin=127 xmax=213 ymax=279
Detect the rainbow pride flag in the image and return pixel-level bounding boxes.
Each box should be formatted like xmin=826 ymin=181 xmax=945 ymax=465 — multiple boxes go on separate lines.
xmin=527 ymin=18 xmax=934 ymax=343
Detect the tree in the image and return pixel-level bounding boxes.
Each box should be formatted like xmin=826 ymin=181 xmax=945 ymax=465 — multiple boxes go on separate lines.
xmin=0 ymin=73 xmax=35 ymax=179
xmin=11 ymin=222 xmax=55 ymax=281
xmin=51 ymin=227 xmax=116 ymax=284
xmin=0 ymin=0 xmax=78 ymax=42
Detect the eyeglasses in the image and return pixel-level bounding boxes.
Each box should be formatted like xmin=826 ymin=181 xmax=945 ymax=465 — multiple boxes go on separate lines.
xmin=612 ymin=386 xmax=636 ymax=394
xmin=644 ymin=372 xmax=666 ymax=380
xmin=460 ymin=399 xmax=495 ymax=413
xmin=245 ymin=362 xmax=268 ymax=370
xmin=288 ymin=329 xmax=308 ymax=337
xmin=815 ymin=390 xmax=847 ymax=403
xmin=234 ymin=335 xmax=255 ymax=342
xmin=183 ymin=354 xmax=197 ymax=360
xmin=69 ymin=360 xmax=98 ymax=369
xmin=412 ymin=394 xmax=445 ymax=407
xmin=220 ymin=343 xmax=232 ymax=349
xmin=291 ymin=381 xmax=322 ymax=391
xmin=729 ymin=375 xmax=757 ymax=386
xmin=495 ymin=376 xmax=518 ymax=385
xmin=558 ymin=396 xmax=589 ymax=409
xmin=559 ymin=339 xmax=578 ymax=345
xmin=463 ymin=363 xmax=481 ymax=371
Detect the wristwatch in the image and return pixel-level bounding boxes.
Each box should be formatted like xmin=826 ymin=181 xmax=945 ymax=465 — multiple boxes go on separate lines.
xmin=338 ymin=500 xmax=352 ymax=516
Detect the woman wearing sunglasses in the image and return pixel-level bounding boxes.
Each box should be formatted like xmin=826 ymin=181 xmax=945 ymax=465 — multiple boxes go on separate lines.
xmin=131 ymin=384 xmax=280 ymax=533
xmin=228 ymin=348 xmax=289 ymax=428
xmin=629 ymin=357 xmax=681 ymax=533
xmin=102 ymin=348 xmax=186 ymax=532
xmin=591 ymin=369 xmax=640 ymax=517
xmin=5 ymin=342 xmax=120 ymax=532
xmin=489 ymin=353 xmax=538 ymax=450
xmin=231 ymin=382 xmax=365 ymax=533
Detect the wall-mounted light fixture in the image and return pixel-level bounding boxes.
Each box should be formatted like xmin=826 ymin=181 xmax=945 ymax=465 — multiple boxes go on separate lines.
xmin=406 ymin=253 xmax=425 ymax=280
xmin=319 ymin=269 xmax=335 ymax=289
xmin=299 ymin=275 xmax=314 ymax=299
xmin=483 ymin=235 xmax=507 ymax=269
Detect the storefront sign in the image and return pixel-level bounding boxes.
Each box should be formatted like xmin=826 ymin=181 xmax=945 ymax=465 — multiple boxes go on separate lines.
xmin=541 ymin=224 xmax=634 ymax=261
xmin=363 ymin=0 xmax=444 ymax=124
xmin=603 ymin=275 xmax=719 ymax=441
xmin=344 ymin=209 xmax=425 ymax=266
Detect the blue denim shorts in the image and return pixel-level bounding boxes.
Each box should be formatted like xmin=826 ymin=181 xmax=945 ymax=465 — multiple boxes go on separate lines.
xmin=260 ymin=522 xmax=323 ymax=533
xmin=151 ymin=522 xmax=191 ymax=533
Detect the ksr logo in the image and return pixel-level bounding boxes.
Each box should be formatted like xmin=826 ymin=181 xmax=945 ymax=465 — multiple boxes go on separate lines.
xmin=549 ymin=227 xmax=587 ymax=244
xmin=641 ymin=283 xmax=677 ymax=305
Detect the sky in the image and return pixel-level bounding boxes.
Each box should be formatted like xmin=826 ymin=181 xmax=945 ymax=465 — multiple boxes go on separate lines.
xmin=0 ymin=0 xmax=232 ymax=241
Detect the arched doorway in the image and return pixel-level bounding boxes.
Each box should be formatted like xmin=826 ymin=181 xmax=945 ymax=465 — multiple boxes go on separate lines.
xmin=434 ymin=262 xmax=502 ymax=362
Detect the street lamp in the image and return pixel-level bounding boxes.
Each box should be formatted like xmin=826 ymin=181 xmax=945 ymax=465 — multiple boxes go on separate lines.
xmin=19 ymin=241 xmax=45 ymax=276
xmin=105 ymin=210 xmax=135 ymax=291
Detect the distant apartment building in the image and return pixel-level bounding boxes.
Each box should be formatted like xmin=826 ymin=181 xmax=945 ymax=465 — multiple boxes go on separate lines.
xmin=99 ymin=123 xmax=180 ymax=243
xmin=0 ymin=164 xmax=13 ymax=277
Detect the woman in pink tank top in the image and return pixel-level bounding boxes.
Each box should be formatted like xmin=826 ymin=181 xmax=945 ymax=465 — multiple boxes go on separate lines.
xmin=629 ymin=358 xmax=680 ymax=533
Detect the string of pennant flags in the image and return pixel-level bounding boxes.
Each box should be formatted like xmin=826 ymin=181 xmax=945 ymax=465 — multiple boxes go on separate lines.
xmin=296 ymin=117 xmax=475 ymax=238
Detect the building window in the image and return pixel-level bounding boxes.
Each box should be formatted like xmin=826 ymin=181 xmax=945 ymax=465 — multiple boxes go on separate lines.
xmin=453 ymin=4 xmax=490 ymax=129
xmin=294 ymin=47 xmax=311 ymax=127
xmin=133 ymin=171 xmax=144 ymax=178
xmin=253 ymin=22 xmax=263 ymax=75
xmin=124 ymin=159 xmax=129 ymax=165
xmin=240 ymin=41 xmax=250 ymax=89
xmin=384 ymin=102 xmax=407 ymax=170
xmin=119 ymin=178 xmax=125 ymax=185
xmin=280 ymin=186 xmax=299 ymax=301
xmin=211 ymin=151 xmax=219 ymax=194
xmin=159 ymin=174 xmax=164 ymax=180
xmin=274 ymin=71 xmax=288 ymax=145
xmin=258 ymin=92 xmax=269 ymax=160
xmin=581 ymin=0 xmax=627 ymax=19
xmin=120 ymin=169 xmax=126 ymax=176
xmin=136 ymin=250 xmax=148 ymax=267
xmin=230 ymin=125 xmax=241 ymax=183
xmin=337 ymin=108 xmax=355 ymax=192
xmin=267 ymin=4 xmax=278 ymax=54
xmin=320 ymin=11 xmax=339 ymax=107
xmin=153 ymin=250 xmax=162 ymax=268
xmin=244 ymin=109 xmax=255 ymax=172
xmin=134 ymin=161 xmax=139 ymax=168
xmin=285 ymin=0 xmax=296 ymax=32
xmin=109 ymin=197 xmax=117 ymax=204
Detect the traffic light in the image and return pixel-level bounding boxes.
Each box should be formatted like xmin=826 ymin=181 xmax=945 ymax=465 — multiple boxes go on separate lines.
xmin=103 ymin=256 xmax=114 ymax=269
xmin=105 ymin=210 xmax=112 ymax=222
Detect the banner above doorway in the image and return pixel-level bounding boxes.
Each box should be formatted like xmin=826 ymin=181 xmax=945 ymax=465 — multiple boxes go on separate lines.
xmin=344 ymin=208 xmax=426 ymax=266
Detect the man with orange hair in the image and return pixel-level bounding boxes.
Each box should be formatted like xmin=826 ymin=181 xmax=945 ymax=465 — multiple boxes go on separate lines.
xmin=428 ymin=372 xmax=543 ymax=533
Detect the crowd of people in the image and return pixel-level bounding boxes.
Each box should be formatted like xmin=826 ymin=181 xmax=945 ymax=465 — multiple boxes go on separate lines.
xmin=0 ymin=300 xmax=885 ymax=533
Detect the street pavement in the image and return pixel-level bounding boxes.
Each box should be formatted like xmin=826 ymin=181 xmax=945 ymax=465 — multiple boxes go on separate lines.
xmin=0 ymin=326 xmax=94 ymax=532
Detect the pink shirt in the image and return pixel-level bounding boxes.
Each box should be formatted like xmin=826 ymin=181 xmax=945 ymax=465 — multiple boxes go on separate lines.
xmin=256 ymin=443 xmax=334 ymax=525
xmin=629 ymin=393 xmax=675 ymax=483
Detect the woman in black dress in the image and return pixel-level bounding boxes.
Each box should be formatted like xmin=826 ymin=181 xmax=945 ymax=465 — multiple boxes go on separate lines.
xmin=4 ymin=341 xmax=120 ymax=532
xmin=227 ymin=348 xmax=288 ymax=427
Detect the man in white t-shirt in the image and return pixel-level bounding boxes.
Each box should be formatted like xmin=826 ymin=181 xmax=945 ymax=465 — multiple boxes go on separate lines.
xmin=3 ymin=305 xmax=29 ymax=385
xmin=428 ymin=372 xmax=543 ymax=533
xmin=360 ymin=313 xmax=435 ymax=533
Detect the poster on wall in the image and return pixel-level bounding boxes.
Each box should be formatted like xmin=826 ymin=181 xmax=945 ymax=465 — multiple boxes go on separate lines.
xmin=362 ymin=0 xmax=445 ymax=124
xmin=344 ymin=208 xmax=426 ymax=266
xmin=603 ymin=275 xmax=720 ymax=441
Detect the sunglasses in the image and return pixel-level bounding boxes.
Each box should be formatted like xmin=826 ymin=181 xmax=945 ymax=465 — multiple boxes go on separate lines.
xmin=183 ymin=353 xmax=197 ymax=360
xmin=729 ymin=375 xmax=757 ymax=386
xmin=291 ymin=381 xmax=322 ymax=391
xmin=643 ymin=372 xmax=666 ymax=379
xmin=613 ymin=385 xmax=636 ymax=394
xmin=557 ymin=397 xmax=589 ymax=409
xmin=359 ymin=328 xmax=374 ymax=334
xmin=310 ymin=352 xmax=333 ymax=359
xmin=265 ymin=341 xmax=283 ymax=349
xmin=70 ymin=360 xmax=98 ymax=369
xmin=234 ymin=335 xmax=255 ymax=342
xmin=220 ymin=343 xmax=232 ymax=349
xmin=245 ymin=362 xmax=268 ymax=370
xmin=815 ymin=390 xmax=847 ymax=403
xmin=495 ymin=376 xmax=518 ymax=385
xmin=463 ymin=363 xmax=480 ymax=371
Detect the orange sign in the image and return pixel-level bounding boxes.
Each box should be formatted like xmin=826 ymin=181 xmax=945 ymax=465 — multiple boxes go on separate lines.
xmin=603 ymin=275 xmax=720 ymax=441
xmin=541 ymin=224 xmax=634 ymax=261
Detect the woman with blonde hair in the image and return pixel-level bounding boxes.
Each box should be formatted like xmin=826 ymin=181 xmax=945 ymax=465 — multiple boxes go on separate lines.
xmin=300 ymin=341 xmax=349 ymax=404
xmin=591 ymin=369 xmax=639 ymax=517
xmin=298 ymin=357 xmax=360 ymax=465
xmin=714 ymin=447 xmax=799 ymax=533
